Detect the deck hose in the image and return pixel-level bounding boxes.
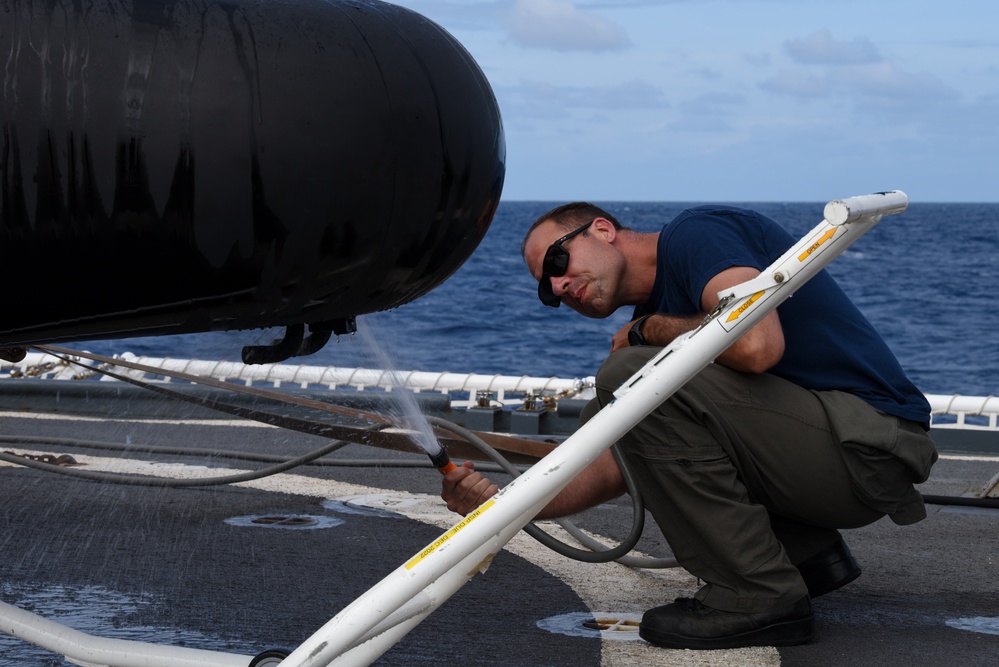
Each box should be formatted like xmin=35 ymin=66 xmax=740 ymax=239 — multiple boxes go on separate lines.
xmin=1 ymin=428 xmax=995 ymax=569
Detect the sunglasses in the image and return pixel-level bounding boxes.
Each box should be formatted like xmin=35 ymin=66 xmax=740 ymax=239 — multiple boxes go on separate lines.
xmin=537 ymin=220 xmax=594 ymax=307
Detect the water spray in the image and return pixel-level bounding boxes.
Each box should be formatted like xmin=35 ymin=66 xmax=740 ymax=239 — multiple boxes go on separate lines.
xmin=354 ymin=321 xmax=458 ymax=474
xmin=383 ymin=423 xmax=457 ymax=474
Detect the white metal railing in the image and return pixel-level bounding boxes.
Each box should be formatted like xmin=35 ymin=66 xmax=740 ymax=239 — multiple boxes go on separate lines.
xmin=2 ymin=353 xmax=996 ymax=430
xmin=926 ymin=394 xmax=999 ymax=431
xmin=0 ymin=351 xmax=596 ymax=408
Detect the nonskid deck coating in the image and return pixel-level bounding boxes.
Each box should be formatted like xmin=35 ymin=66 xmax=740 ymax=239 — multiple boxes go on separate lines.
xmin=1 ymin=410 xmax=997 ymax=666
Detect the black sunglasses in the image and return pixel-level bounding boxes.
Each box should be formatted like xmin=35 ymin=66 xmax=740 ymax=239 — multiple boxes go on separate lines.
xmin=537 ymin=220 xmax=594 ymax=307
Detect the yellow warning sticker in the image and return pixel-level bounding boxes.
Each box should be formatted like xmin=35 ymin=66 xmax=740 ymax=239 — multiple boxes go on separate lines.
xmin=404 ymin=499 xmax=497 ymax=571
xmin=725 ymin=291 xmax=765 ymax=323
xmin=797 ymin=229 xmax=836 ymax=262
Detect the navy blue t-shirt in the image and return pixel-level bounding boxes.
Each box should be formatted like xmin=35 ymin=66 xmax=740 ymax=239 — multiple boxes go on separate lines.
xmin=633 ymin=205 xmax=930 ymax=427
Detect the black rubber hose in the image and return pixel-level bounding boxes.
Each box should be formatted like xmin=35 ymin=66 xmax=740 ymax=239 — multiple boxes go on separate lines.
xmin=428 ymin=416 xmax=677 ymax=567
xmin=921 ymin=493 xmax=999 ymax=509
xmin=0 ymin=436 xmax=352 ymax=487
xmin=0 ymin=434 xmax=524 ymax=474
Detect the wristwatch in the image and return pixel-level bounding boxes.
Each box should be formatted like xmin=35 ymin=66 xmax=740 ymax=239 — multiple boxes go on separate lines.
xmin=627 ymin=315 xmax=652 ymax=346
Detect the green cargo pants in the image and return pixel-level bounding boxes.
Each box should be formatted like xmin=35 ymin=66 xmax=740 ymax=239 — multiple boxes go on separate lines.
xmin=591 ymin=347 xmax=938 ymax=613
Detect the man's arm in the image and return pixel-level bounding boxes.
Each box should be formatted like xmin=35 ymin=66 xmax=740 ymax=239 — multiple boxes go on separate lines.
xmin=611 ymin=266 xmax=785 ymax=374
xmin=441 ymin=449 xmax=626 ymax=519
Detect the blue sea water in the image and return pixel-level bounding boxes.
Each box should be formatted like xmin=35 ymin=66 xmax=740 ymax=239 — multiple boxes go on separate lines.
xmin=87 ymin=201 xmax=999 ymax=397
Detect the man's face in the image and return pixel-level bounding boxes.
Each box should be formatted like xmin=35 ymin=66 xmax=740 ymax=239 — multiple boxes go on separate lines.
xmin=524 ymin=219 xmax=620 ymax=319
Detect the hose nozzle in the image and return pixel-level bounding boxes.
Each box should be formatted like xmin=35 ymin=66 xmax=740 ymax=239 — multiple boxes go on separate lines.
xmin=426 ymin=443 xmax=457 ymax=474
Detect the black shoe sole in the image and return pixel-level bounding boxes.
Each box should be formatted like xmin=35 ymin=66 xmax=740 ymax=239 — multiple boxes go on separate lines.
xmin=639 ymin=614 xmax=815 ymax=650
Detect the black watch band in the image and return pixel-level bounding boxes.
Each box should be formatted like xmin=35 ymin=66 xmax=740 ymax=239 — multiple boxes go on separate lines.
xmin=627 ymin=315 xmax=651 ymax=346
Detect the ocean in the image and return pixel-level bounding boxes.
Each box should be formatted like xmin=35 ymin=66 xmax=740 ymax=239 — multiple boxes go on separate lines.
xmin=86 ymin=200 xmax=999 ymax=397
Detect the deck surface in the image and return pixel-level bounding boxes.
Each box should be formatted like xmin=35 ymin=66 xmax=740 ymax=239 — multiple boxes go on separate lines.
xmin=1 ymin=391 xmax=997 ymax=667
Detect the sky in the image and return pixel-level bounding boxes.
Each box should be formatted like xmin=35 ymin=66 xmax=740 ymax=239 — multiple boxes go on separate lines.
xmin=389 ymin=0 xmax=998 ymax=203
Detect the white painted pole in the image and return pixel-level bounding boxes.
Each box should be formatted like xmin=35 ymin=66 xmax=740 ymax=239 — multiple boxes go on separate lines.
xmin=0 ymin=599 xmax=253 ymax=667
xmin=279 ymin=191 xmax=909 ymax=666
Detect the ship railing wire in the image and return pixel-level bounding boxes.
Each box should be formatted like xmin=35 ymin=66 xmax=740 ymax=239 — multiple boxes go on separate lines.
xmin=2 ymin=351 xmax=996 ymax=430
xmin=0 ymin=351 xmax=596 ymax=409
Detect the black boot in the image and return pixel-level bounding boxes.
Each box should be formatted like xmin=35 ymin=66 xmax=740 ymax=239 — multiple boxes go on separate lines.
xmin=639 ymin=596 xmax=814 ymax=649
xmin=796 ymin=538 xmax=861 ymax=598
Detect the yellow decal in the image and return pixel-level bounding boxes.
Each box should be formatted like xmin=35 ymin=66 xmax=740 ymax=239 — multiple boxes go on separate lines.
xmin=797 ymin=229 xmax=836 ymax=262
xmin=404 ymin=499 xmax=496 ymax=570
xmin=726 ymin=291 xmax=765 ymax=322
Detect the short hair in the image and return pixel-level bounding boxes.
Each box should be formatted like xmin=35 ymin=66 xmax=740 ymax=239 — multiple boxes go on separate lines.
xmin=521 ymin=202 xmax=625 ymax=259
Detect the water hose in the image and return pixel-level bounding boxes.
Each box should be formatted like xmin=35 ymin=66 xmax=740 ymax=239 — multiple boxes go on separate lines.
xmin=426 ymin=417 xmax=677 ymax=567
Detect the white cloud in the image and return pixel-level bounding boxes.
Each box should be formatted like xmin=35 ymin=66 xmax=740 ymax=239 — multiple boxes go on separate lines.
xmin=667 ymin=115 xmax=733 ymax=133
xmin=384 ymin=1 xmax=508 ymax=30
xmin=690 ymin=67 xmax=724 ymax=81
xmin=743 ymin=52 xmax=772 ymax=67
xmin=759 ymin=70 xmax=831 ymax=99
xmin=502 ymin=0 xmax=631 ymax=52
xmin=665 ymin=92 xmax=745 ymax=133
xmin=394 ymin=0 xmax=999 ymax=201
xmin=512 ymin=78 xmax=665 ymax=113
xmin=785 ymin=29 xmax=881 ymax=65
xmin=839 ymin=62 xmax=959 ymax=104
xmin=760 ymin=61 xmax=959 ymax=107
xmin=679 ymin=92 xmax=745 ymax=114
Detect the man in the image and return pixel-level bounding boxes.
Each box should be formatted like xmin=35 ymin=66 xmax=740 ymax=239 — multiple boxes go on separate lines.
xmin=442 ymin=202 xmax=937 ymax=650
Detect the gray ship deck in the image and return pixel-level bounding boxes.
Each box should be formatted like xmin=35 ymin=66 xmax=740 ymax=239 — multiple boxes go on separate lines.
xmin=1 ymin=380 xmax=997 ymax=666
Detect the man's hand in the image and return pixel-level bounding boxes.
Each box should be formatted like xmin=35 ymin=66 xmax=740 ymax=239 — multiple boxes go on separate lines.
xmin=610 ymin=319 xmax=637 ymax=352
xmin=610 ymin=313 xmax=700 ymax=353
xmin=441 ymin=460 xmax=498 ymax=516
xmin=608 ymin=268 xmax=784 ymax=373
xmin=441 ymin=450 xmax=627 ymax=520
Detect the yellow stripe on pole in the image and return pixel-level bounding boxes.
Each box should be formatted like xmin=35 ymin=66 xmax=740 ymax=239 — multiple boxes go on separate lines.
xmin=405 ymin=499 xmax=497 ymax=570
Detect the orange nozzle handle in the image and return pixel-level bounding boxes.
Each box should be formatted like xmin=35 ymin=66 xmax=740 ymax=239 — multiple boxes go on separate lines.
xmin=437 ymin=460 xmax=458 ymax=475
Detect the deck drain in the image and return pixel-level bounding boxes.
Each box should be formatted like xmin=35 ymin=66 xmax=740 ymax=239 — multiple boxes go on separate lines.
xmin=537 ymin=611 xmax=644 ymax=641
xmin=224 ymin=514 xmax=344 ymax=530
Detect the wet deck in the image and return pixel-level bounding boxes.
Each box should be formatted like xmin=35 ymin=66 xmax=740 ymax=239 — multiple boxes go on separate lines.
xmin=1 ymin=387 xmax=997 ymax=666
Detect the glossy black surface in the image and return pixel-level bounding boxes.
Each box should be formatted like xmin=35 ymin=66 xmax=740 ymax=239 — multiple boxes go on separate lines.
xmin=0 ymin=0 xmax=505 ymax=350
